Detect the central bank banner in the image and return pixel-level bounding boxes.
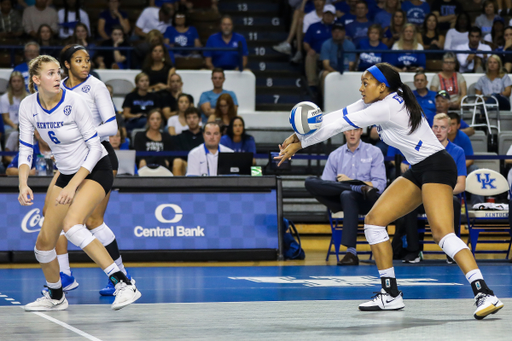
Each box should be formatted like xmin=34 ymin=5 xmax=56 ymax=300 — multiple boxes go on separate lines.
xmin=0 ymin=191 xmax=279 ymax=251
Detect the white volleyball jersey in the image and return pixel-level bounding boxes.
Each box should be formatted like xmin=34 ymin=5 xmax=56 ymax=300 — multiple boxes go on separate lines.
xmin=18 ymin=89 xmax=108 ymax=175
xmin=61 ymin=75 xmax=118 ymax=142
xmin=301 ymin=92 xmax=444 ymax=165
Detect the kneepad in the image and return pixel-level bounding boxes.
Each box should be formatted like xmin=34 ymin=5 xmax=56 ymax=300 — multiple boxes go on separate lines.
xmin=90 ymin=223 xmax=116 ymax=246
xmin=65 ymin=224 xmax=96 ymax=249
xmin=439 ymin=233 xmax=469 ymax=259
xmin=34 ymin=247 xmax=56 ymax=264
xmin=364 ymin=224 xmax=389 ymax=245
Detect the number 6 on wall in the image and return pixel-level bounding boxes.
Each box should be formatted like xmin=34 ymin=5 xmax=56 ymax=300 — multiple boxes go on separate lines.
xmin=48 ymin=131 xmax=61 ymax=144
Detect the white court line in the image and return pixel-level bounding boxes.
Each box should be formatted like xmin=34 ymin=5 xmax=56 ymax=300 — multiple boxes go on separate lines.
xmin=32 ymin=312 xmax=104 ymax=341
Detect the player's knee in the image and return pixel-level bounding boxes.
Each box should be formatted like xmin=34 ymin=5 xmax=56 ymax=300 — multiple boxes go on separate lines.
xmin=34 ymin=246 xmax=56 ymax=264
xmin=364 ymin=212 xmax=377 ymax=226
xmin=85 ymin=215 xmax=103 ymax=231
xmin=62 ymin=215 xmax=84 ymax=233
xmin=363 ymin=224 xmax=389 ymax=245
xmin=439 ymin=232 xmax=469 ymax=259
xmin=65 ymin=224 xmax=96 ymax=249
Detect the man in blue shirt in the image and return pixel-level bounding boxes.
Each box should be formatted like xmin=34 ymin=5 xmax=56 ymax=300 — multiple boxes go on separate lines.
xmin=345 ymin=0 xmax=372 ymax=46
xmin=198 ymin=68 xmax=239 ymax=121
xmin=446 ymin=111 xmax=474 ymax=168
xmin=412 ymin=71 xmax=437 ymax=126
xmin=304 ymin=4 xmax=336 ymax=87
xmin=13 ymin=41 xmax=39 ymax=92
xmin=204 ymin=15 xmax=249 ymax=71
xmin=305 ymin=128 xmax=386 ymax=266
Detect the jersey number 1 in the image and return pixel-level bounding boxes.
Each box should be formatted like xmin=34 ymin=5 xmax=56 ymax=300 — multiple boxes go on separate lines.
xmin=48 ymin=131 xmax=61 ymax=144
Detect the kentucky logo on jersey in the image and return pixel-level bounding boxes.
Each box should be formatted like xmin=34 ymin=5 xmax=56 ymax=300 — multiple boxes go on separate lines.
xmin=63 ymin=105 xmax=72 ymax=116
xmin=476 ymin=173 xmax=496 ymax=189
xmin=82 ymin=85 xmax=91 ymax=93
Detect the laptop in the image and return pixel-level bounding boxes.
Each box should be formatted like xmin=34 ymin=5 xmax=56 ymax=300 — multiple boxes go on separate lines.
xmin=217 ymin=152 xmax=253 ymax=176
xmin=114 ymin=150 xmax=136 ymax=176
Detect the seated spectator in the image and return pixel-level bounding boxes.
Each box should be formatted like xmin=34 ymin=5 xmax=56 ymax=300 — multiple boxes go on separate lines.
xmin=304 ymin=0 xmax=326 ymax=32
xmin=109 ymin=127 xmax=129 ymax=150
xmin=143 ymin=43 xmax=176 ymax=92
xmin=97 ymin=0 xmax=130 ymax=41
xmin=431 ymin=0 xmax=461 ymax=33
xmin=68 ymin=23 xmax=95 ymax=56
xmin=382 ymin=10 xmax=406 ymax=48
xmin=475 ymin=54 xmax=512 ymax=110
xmin=134 ymin=3 xmax=173 ymax=39
xmin=95 ymin=26 xmax=130 ymax=69
xmin=204 ymin=15 xmax=249 ymax=70
xmin=447 ymin=111 xmax=475 ymax=168
xmin=13 ymin=42 xmax=40 ymax=92
xmin=22 ymin=0 xmax=58 ymax=39
xmin=455 ymin=26 xmax=492 ymax=73
xmin=422 ymin=13 xmax=444 ymax=60
xmin=186 ymin=122 xmax=234 ymax=176
xmin=133 ymin=29 xmax=176 ymax=70
xmin=123 ymin=72 xmax=164 ymax=133
xmin=37 ymin=24 xmax=59 ymax=59
xmin=345 ymin=1 xmax=372 ymax=47
xmin=373 ymin=0 xmax=400 ymax=29
xmin=6 ymin=130 xmax=51 ymax=176
xmin=199 ymin=68 xmax=239 ymax=120
xmin=502 ymin=26 xmax=512 ymax=72
xmin=444 ymin=12 xmax=470 ymax=51
xmin=436 ymin=90 xmax=474 ymax=136
xmin=430 ymin=52 xmax=467 ymax=109
xmin=220 ymin=116 xmax=256 ymax=164
xmin=57 ymin=0 xmax=90 ymax=40
xmin=387 ymin=23 xmax=425 ymax=72
xmin=3 ymin=128 xmax=18 ymax=165
xmin=483 ymin=17 xmax=505 ymax=51
xmin=412 ymin=71 xmax=437 ymax=126
xmin=134 ymin=109 xmax=174 ymax=170
xmin=462 ymin=0 xmax=484 ymax=24
xmin=158 ymin=73 xmax=182 ymax=116
xmin=0 ymin=0 xmax=23 ymax=38
xmin=1 ymin=71 xmax=27 ymax=134
xmin=337 ymin=0 xmax=357 ymax=26
xmin=475 ymin=0 xmax=500 ymax=36
xmin=164 ymin=11 xmax=202 ymax=57
xmin=173 ymin=107 xmax=204 ymax=176
xmin=401 ymin=0 xmax=430 ymax=27
xmin=305 ymin=127 xmax=386 ymax=266
xmin=357 ymin=24 xmax=388 ymax=71
xmin=400 ymin=113 xmax=466 ymax=264
xmin=208 ymin=93 xmax=237 ymax=135
xmin=167 ymin=93 xmax=192 ymax=135
xmin=304 ymin=5 xmax=336 ymax=89
xmin=319 ymin=23 xmax=356 ymax=94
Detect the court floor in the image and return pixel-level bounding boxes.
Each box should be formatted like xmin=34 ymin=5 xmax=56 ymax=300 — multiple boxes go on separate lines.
xmin=1 ymin=263 xmax=511 ymax=340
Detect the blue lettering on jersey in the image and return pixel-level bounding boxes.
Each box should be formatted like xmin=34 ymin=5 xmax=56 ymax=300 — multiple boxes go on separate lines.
xmin=393 ymin=94 xmax=404 ymax=104
xmin=37 ymin=122 xmax=64 ymax=129
xmin=28 ymin=154 xmax=32 ymax=163
xmin=63 ymin=105 xmax=72 ymax=116
xmin=82 ymin=85 xmax=91 ymax=93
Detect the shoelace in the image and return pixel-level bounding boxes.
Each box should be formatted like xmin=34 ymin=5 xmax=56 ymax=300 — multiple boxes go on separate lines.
xmin=370 ymin=291 xmax=385 ymax=301
xmin=113 ymin=281 xmax=128 ymax=297
xmin=474 ymin=293 xmax=488 ymax=307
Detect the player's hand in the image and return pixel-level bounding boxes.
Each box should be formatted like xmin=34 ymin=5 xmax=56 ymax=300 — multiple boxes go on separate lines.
xmin=56 ymin=185 xmax=76 ymax=206
xmin=280 ymin=133 xmax=299 ymax=150
xmin=275 ymin=141 xmax=302 ymax=167
xmin=19 ymin=185 xmax=34 ymax=206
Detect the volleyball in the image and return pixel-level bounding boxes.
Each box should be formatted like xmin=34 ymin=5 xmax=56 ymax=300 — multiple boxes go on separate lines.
xmin=289 ymin=101 xmax=323 ymax=135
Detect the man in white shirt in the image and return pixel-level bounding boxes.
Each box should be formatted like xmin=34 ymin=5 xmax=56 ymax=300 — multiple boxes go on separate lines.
xmin=456 ymin=26 xmax=491 ymax=73
xmin=134 ymin=3 xmax=173 ymax=38
xmin=186 ymin=122 xmax=233 ymax=176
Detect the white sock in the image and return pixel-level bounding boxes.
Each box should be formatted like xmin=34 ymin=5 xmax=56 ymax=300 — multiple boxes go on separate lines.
xmin=57 ymin=254 xmax=71 ymax=276
xmin=465 ymin=269 xmax=484 ymax=284
xmin=378 ymin=267 xmax=396 ymax=278
xmin=46 ymin=279 xmax=62 ymax=289
xmin=103 ymin=262 xmax=120 ymax=277
xmin=115 ymin=256 xmax=127 ymax=275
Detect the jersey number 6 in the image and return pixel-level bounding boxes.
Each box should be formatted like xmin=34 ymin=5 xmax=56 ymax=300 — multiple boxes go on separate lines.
xmin=48 ymin=131 xmax=61 ymax=144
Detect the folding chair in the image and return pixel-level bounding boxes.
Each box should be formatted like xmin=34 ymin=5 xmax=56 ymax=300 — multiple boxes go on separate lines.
xmin=465 ymin=168 xmax=512 ymax=258
xmin=326 ymin=210 xmax=372 ymax=262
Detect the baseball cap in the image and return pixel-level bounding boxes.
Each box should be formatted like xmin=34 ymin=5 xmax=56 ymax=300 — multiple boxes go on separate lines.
xmin=332 ymin=23 xmax=345 ymax=31
xmin=436 ymin=90 xmax=450 ymax=100
xmin=493 ymin=16 xmax=505 ymax=23
xmin=323 ymin=4 xmax=336 ymax=14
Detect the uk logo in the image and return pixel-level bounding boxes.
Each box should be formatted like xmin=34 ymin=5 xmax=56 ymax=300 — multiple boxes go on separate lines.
xmin=28 ymin=154 xmax=32 ymax=163
xmin=63 ymin=105 xmax=72 ymax=116
xmin=82 ymin=85 xmax=91 ymax=93
xmin=476 ymin=173 xmax=496 ymax=189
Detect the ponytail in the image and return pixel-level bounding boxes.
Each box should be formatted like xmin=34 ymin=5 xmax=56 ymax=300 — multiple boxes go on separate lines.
xmin=373 ymin=63 xmax=425 ymax=134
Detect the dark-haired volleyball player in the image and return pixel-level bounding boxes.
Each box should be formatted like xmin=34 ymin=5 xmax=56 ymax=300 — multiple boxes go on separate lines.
xmin=277 ymin=63 xmax=503 ymax=320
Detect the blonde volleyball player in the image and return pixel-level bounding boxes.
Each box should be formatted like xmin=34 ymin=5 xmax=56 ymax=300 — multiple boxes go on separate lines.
xmin=277 ymin=63 xmax=503 ymax=320
xmin=18 ymin=55 xmax=141 ymax=311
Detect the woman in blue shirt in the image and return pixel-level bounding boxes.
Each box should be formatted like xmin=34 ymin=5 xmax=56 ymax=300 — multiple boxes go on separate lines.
xmin=387 ymin=23 xmax=426 ymax=71
xmin=164 ymin=11 xmax=202 ymax=57
xmin=357 ymin=24 xmax=388 ymax=71
xmin=220 ymin=116 xmax=256 ymax=165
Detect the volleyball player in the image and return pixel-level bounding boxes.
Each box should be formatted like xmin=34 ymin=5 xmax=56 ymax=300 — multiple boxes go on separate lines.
xmin=277 ymin=63 xmax=503 ymax=320
xmin=18 ymin=55 xmax=141 ymax=311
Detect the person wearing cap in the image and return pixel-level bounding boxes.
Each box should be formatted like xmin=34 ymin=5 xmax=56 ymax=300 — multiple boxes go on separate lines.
xmin=475 ymin=0 xmax=501 ymax=36
xmin=412 ymin=71 xmax=436 ymax=126
xmin=435 ymin=89 xmax=475 ymax=137
xmin=304 ymin=4 xmax=337 ymax=89
xmin=475 ymin=54 xmax=512 ymax=110
xmin=430 ymin=52 xmax=467 ymax=110
xmin=319 ymin=22 xmax=356 ymax=94
xmin=455 ymin=26 xmax=491 ymax=73
xmin=430 ymin=0 xmax=462 ymax=32
xmin=345 ymin=0 xmax=372 ymax=47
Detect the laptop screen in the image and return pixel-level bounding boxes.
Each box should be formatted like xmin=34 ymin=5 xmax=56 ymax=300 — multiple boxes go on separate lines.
xmin=217 ymin=152 xmax=253 ymax=175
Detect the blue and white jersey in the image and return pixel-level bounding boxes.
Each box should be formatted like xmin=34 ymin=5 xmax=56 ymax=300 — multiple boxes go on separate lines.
xmin=61 ymin=75 xmax=117 ymax=142
xmin=18 ymin=89 xmax=108 ymax=175
xmin=300 ymin=92 xmax=444 ymax=165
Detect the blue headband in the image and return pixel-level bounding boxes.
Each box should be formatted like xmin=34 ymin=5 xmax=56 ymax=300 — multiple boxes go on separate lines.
xmin=366 ymin=65 xmax=390 ymax=88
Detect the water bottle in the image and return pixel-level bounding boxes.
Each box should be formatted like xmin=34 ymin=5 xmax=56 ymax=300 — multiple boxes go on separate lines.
xmin=36 ymin=154 xmax=46 ymax=176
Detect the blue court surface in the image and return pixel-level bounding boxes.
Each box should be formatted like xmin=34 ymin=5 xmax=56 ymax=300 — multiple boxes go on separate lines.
xmin=1 ymin=264 xmax=512 ymax=306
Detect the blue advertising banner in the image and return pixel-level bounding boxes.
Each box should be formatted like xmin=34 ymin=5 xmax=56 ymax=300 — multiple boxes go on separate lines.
xmin=0 ymin=191 xmax=279 ymax=251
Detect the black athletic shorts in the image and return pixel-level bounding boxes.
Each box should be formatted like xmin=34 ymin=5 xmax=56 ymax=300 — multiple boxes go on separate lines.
xmin=402 ymin=149 xmax=457 ymax=189
xmin=102 ymin=141 xmax=119 ymax=171
xmin=55 ymin=156 xmax=114 ymax=195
